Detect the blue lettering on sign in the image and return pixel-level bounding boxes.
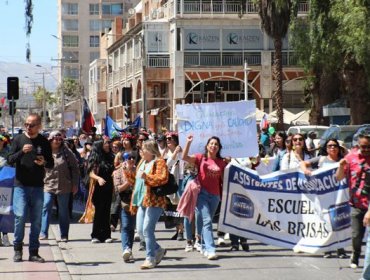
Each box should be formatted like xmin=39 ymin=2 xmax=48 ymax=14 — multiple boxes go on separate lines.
xmin=183 ymin=120 xmax=214 ymax=132
xmin=230 ymin=193 xmax=254 ymax=218
xmin=328 ymin=202 xmax=351 ymax=231
xmin=227 ymin=117 xmax=252 ymax=128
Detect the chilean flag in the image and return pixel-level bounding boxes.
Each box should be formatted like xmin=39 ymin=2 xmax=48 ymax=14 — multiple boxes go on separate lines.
xmin=81 ymin=98 xmax=95 ymax=133
xmin=260 ymin=113 xmax=269 ymax=130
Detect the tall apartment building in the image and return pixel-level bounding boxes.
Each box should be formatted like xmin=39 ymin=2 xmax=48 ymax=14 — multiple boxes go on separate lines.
xmin=57 ymin=0 xmax=139 ymax=127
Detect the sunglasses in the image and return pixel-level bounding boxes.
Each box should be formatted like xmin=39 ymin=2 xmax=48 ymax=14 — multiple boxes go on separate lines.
xmin=24 ymin=123 xmax=39 ymax=128
xmin=360 ymin=145 xmax=370 ymax=150
xmin=327 ymin=144 xmax=339 ymax=148
xmin=166 ymin=137 xmax=173 ymax=141
xmin=128 ymin=157 xmax=135 ymax=160
xmin=53 ymin=137 xmax=63 ymax=142
xmin=293 ymin=137 xmax=303 ymax=142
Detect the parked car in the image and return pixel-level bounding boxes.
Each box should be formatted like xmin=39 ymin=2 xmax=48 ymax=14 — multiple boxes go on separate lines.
xmin=319 ymin=125 xmax=368 ymax=149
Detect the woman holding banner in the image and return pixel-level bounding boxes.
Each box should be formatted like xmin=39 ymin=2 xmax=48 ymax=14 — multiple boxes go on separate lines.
xmin=280 ymin=133 xmax=311 ymax=170
xmin=300 ymin=138 xmax=348 ymax=259
xmin=182 ymin=135 xmax=230 ymax=260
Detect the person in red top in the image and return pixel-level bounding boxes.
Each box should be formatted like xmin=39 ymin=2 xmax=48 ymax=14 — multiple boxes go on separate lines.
xmin=336 ymin=133 xmax=370 ymax=269
xmin=183 ymin=135 xmax=230 ymax=260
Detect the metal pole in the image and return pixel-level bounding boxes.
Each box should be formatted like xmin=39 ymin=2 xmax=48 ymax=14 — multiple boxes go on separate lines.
xmin=41 ymin=73 xmax=47 ymax=128
xmin=61 ymin=61 xmax=65 ymax=128
xmin=141 ymin=33 xmax=147 ymax=128
xmin=11 ymin=97 xmax=14 ymax=137
xmin=244 ymin=60 xmax=248 ymax=101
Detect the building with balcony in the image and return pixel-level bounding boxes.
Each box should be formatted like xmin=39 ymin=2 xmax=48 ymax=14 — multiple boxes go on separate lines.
xmin=101 ymin=0 xmax=309 ymax=132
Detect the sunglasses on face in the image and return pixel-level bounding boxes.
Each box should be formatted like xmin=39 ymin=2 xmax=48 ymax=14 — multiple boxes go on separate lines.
xmin=293 ymin=137 xmax=304 ymax=142
xmin=128 ymin=157 xmax=135 ymax=160
xmin=24 ymin=123 xmax=39 ymax=128
xmin=53 ymin=136 xmax=63 ymax=141
xmin=166 ymin=137 xmax=173 ymax=141
xmin=327 ymin=144 xmax=339 ymax=148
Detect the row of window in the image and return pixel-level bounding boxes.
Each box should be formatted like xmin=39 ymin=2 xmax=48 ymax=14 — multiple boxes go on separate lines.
xmin=62 ymin=3 xmax=124 ymax=16
xmin=63 ymin=35 xmax=100 ymax=48
xmin=62 ymin=19 xmax=114 ymax=32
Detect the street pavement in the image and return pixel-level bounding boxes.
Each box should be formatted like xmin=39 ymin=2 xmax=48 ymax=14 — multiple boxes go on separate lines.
xmin=0 ymin=215 xmax=365 ymax=280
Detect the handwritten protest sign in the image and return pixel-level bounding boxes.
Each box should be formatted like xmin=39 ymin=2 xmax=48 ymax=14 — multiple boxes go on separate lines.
xmin=219 ymin=162 xmax=351 ymax=253
xmin=176 ymin=101 xmax=259 ymax=158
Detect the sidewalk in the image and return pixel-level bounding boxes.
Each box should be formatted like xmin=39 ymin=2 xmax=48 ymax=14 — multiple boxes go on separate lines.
xmin=0 ymin=218 xmax=364 ymax=280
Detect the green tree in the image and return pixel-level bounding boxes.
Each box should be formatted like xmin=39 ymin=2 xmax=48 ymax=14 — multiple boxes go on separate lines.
xmin=32 ymin=86 xmax=57 ymax=107
xmin=257 ymin=0 xmax=297 ymax=130
xmin=290 ymin=0 xmax=370 ymax=124
xmin=56 ymin=78 xmax=81 ymax=102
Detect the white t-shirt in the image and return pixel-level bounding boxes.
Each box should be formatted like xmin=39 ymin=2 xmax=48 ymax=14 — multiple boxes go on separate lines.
xmin=280 ymin=150 xmax=311 ymax=170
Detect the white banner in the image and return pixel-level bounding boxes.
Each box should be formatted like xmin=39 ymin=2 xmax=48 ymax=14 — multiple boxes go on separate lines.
xmin=176 ymin=101 xmax=259 ymax=158
xmin=219 ymin=162 xmax=351 ymax=253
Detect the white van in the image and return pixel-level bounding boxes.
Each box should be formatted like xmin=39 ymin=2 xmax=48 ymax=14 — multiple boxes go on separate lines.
xmin=287 ymin=125 xmax=329 ymax=138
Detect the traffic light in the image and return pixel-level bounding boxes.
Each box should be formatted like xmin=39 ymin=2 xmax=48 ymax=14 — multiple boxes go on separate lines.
xmin=200 ymin=82 xmax=208 ymax=102
xmin=9 ymin=101 xmax=16 ymax=115
xmin=7 ymin=77 xmax=19 ymax=100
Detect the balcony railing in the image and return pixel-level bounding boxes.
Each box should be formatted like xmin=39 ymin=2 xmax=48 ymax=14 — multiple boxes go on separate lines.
xmin=174 ymin=0 xmax=308 ymax=16
xmin=147 ymin=55 xmax=170 ymax=68
xmin=271 ymin=52 xmax=299 ymax=66
xmin=184 ymin=52 xmax=261 ymax=67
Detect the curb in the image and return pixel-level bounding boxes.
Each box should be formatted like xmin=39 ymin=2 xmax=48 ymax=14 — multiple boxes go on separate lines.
xmin=48 ymin=225 xmax=72 ymax=280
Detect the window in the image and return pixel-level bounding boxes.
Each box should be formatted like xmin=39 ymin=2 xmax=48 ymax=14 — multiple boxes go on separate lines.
xmin=62 ymin=3 xmax=78 ymax=15
xmin=89 ymin=20 xmax=101 ymax=31
xmin=62 ymin=19 xmax=78 ymax=31
xmin=90 ymin=52 xmax=100 ymax=63
xmin=63 ymin=67 xmax=79 ymax=80
xmin=62 ymin=51 xmax=79 ymax=63
xmin=89 ymin=4 xmax=99 ymax=15
xmin=62 ymin=35 xmax=79 ymax=47
xmin=102 ymin=3 xmax=123 ymax=15
xmin=102 ymin=20 xmax=113 ymax=31
xmin=90 ymin=36 xmax=99 ymax=47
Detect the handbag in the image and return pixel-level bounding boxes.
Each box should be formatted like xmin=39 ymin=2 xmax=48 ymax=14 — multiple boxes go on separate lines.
xmin=151 ymin=171 xmax=179 ymax=197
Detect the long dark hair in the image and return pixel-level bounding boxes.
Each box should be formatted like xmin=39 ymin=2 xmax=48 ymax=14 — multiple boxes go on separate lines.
xmin=86 ymin=140 xmax=114 ymax=175
xmin=320 ymin=138 xmax=344 ymax=159
xmin=203 ymin=136 xmax=223 ymax=159
xmin=292 ymin=133 xmax=310 ymax=155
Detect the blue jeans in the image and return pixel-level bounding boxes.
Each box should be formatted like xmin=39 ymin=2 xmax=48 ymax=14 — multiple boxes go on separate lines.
xmin=363 ymin=226 xmax=370 ymax=279
xmin=184 ymin=210 xmax=203 ymax=241
xmin=196 ymin=189 xmax=220 ymax=254
xmin=141 ymin=206 xmax=163 ymax=260
xmin=41 ymin=192 xmax=70 ymax=239
xmin=13 ymin=186 xmax=44 ymax=251
xmin=121 ymin=208 xmax=136 ymax=251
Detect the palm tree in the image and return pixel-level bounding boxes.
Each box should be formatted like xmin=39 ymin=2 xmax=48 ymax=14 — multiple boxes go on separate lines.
xmin=257 ymin=0 xmax=296 ymax=130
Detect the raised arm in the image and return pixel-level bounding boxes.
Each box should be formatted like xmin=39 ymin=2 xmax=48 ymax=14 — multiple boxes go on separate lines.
xmin=335 ymin=159 xmax=347 ymax=181
xmin=182 ymin=135 xmax=196 ymax=165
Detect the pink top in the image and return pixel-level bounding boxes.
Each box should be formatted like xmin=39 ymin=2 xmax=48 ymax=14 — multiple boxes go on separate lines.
xmin=195 ymin=154 xmax=227 ymax=196
xmin=344 ymin=149 xmax=370 ymax=210
xmin=177 ymin=178 xmax=201 ymax=222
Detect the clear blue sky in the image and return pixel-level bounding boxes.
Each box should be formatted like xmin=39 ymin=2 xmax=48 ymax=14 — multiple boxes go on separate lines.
xmin=0 ymin=0 xmax=57 ymax=64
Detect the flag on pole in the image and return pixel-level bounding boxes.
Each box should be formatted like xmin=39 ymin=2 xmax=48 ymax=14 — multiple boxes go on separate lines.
xmin=105 ymin=114 xmax=124 ymax=138
xmin=104 ymin=115 xmax=141 ymax=139
xmin=81 ymin=98 xmax=95 ymax=133
xmin=260 ymin=113 xmax=269 ymax=130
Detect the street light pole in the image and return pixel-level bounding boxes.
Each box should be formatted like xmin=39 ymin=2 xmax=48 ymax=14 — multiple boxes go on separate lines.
xmin=36 ymin=65 xmax=48 ymax=128
xmin=244 ymin=60 xmax=251 ymax=101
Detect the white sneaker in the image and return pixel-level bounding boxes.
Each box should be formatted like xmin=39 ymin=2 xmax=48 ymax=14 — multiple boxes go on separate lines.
xmin=194 ymin=241 xmax=202 ymax=252
xmin=91 ymin=238 xmax=100 ymax=243
xmin=134 ymin=232 xmax=140 ymax=242
xmin=224 ymin=233 xmax=230 ymax=240
xmin=104 ymin=238 xmax=113 ymax=243
xmin=155 ymin=247 xmax=166 ymax=265
xmin=217 ymin=237 xmax=226 ymax=247
xmin=122 ymin=248 xmax=133 ymax=262
xmin=350 ymin=262 xmax=358 ymax=269
xmin=184 ymin=243 xmax=193 ymax=252
xmin=2 ymin=235 xmax=11 ymax=247
xmin=207 ymin=252 xmax=218 ymax=260
xmin=140 ymin=259 xmax=156 ymax=269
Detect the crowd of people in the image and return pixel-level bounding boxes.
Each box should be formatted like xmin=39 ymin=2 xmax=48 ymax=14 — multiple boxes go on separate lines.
xmin=1 ymin=113 xmax=370 ymax=278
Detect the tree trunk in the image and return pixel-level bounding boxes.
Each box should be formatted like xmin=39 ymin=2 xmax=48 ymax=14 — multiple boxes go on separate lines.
xmin=342 ymin=58 xmax=370 ymax=124
xmin=273 ymin=37 xmax=284 ymax=130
